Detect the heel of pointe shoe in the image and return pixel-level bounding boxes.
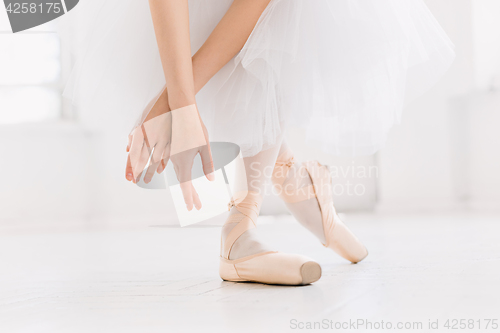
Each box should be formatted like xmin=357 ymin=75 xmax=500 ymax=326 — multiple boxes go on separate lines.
xmin=327 ymin=219 xmax=368 ymax=263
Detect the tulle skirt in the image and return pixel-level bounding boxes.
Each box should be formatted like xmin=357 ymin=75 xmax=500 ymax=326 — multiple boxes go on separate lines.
xmin=64 ymin=0 xmax=455 ymax=156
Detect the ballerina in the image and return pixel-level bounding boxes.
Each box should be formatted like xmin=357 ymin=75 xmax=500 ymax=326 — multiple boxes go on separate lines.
xmin=65 ymin=0 xmax=455 ymax=285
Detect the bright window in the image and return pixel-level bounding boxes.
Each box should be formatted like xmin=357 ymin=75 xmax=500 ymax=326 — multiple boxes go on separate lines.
xmin=0 ymin=8 xmax=62 ymax=124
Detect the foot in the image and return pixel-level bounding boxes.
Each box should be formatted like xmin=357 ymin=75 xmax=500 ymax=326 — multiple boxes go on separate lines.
xmin=219 ymin=191 xmax=322 ymax=285
xmin=272 ymin=151 xmax=368 ymax=263
xmin=222 ymin=206 xmax=272 ymax=260
xmin=273 ymin=151 xmax=326 ymax=244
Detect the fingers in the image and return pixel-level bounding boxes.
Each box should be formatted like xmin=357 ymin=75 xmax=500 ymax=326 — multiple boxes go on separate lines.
xmin=144 ymin=159 xmax=160 ymax=184
xmin=157 ymin=158 xmax=166 ymax=174
xmin=178 ymin=181 xmax=202 ymax=211
xmin=135 ymin=170 xmax=143 ymax=184
xmin=171 ymin=150 xmax=195 ymax=184
xmin=151 ymin=141 xmax=166 ymax=165
xmin=143 ymin=143 xmax=168 ymax=183
xmin=132 ymin=143 xmax=150 ymax=183
xmin=125 ymin=155 xmax=133 ymax=181
xmin=180 ymin=181 xmax=194 ymax=211
xmin=126 ymin=133 xmax=133 ymax=152
xmin=129 ymin=127 xmax=145 ymax=179
xmin=199 ymin=143 xmax=215 ymax=181
xmin=191 ymin=183 xmax=202 ymax=210
xmin=156 ymin=143 xmax=171 ymax=174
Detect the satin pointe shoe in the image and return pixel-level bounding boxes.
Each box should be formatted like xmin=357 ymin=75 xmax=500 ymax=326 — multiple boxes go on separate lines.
xmin=272 ymin=150 xmax=369 ymax=263
xmin=219 ymin=191 xmax=322 ymax=285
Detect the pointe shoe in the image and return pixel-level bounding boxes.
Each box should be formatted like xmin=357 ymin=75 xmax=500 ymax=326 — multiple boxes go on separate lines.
xmin=219 ymin=191 xmax=322 ymax=285
xmin=272 ymin=151 xmax=368 ymax=263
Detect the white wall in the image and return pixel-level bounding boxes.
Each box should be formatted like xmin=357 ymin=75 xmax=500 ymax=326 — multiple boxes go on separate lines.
xmin=376 ymin=0 xmax=500 ymax=213
xmin=1 ymin=0 xmax=499 ymax=227
xmin=472 ymin=0 xmax=500 ymax=90
xmin=0 ymin=123 xmax=89 ymax=221
xmin=0 ymin=122 xmax=178 ymax=227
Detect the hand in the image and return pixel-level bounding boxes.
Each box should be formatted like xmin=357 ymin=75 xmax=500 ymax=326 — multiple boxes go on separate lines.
xmin=126 ymin=87 xmax=170 ymax=183
xmin=127 ymin=110 xmax=172 ymax=183
xmin=126 ymin=102 xmax=215 ymax=211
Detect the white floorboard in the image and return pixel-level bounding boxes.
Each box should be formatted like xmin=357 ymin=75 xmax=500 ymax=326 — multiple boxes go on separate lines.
xmin=1 ymin=213 xmax=500 ymax=332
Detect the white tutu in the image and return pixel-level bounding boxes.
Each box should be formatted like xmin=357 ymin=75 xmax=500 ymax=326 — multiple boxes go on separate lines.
xmin=64 ymin=0 xmax=455 ymax=156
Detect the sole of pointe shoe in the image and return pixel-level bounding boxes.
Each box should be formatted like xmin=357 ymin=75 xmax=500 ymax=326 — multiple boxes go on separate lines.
xmin=300 ymin=261 xmax=322 ymax=285
xmin=219 ymin=254 xmax=322 ymax=286
xmin=220 ymin=261 xmax=322 ymax=285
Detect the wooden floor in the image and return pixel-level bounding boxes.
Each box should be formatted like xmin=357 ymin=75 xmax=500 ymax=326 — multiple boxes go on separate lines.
xmin=1 ymin=213 xmax=500 ymax=333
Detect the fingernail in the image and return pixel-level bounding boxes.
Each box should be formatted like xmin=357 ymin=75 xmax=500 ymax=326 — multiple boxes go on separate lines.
xmin=186 ymin=204 xmax=192 ymax=211
xmin=207 ymin=172 xmax=215 ymax=181
xmin=127 ymin=173 xmax=133 ymax=178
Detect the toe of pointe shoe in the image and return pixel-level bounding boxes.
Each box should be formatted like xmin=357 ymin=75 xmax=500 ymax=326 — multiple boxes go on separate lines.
xmin=300 ymin=261 xmax=322 ymax=285
xmin=327 ymin=236 xmax=369 ymax=263
xmin=350 ymin=247 xmax=369 ymax=264
xmin=325 ymin=218 xmax=369 ymax=263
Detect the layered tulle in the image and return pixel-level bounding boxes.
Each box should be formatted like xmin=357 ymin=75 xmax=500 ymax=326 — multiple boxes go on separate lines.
xmin=63 ymin=0 xmax=455 ymax=156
